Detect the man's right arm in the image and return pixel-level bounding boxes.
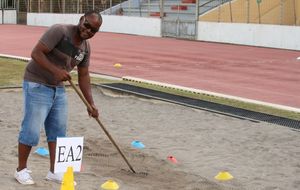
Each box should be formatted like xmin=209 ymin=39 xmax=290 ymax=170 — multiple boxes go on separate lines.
xmin=31 ymin=42 xmax=71 ymax=82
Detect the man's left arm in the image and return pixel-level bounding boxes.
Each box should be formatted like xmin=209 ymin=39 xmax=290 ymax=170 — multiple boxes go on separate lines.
xmin=78 ymin=66 xmax=99 ymax=118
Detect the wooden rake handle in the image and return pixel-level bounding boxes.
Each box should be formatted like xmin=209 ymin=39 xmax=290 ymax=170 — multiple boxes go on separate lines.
xmin=68 ymin=80 xmax=136 ymax=173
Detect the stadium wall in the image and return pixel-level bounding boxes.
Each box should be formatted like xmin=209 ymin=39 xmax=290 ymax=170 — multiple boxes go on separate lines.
xmin=27 ymin=13 xmax=161 ymax=37
xmin=0 ymin=10 xmax=16 ymax=24
xmin=197 ymin=21 xmax=300 ymax=50
xmin=26 ymin=13 xmax=299 ymax=50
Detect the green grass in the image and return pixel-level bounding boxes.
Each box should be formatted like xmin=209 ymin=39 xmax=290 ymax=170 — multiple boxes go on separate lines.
xmin=1 ymin=57 xmax=299 ymax=120
xmin=0 ymin=57 xmax=26 ymax=86
xmin=0 ymin=57 xmax=116 ymax=86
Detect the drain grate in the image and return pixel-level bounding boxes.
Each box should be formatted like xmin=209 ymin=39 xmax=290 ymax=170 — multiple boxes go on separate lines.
xmin=96 ymin=83 xmax=300 ymax=130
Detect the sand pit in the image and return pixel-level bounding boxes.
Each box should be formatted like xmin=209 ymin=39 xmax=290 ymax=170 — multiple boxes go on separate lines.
xmin=0 ymin=87 xmax=299 ymax=190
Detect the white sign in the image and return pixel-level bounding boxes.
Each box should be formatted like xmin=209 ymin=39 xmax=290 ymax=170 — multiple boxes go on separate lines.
xmin=54 ymin=137 xmax=84 ymax=173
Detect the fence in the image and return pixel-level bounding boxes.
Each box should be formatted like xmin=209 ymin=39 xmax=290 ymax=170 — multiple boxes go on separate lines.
xmin=0 ymin=0 xmax=16 ymax=9
xmin=0 ymin=0 xmax=15 ymax=9
xmin=17 ymin=0 xmax=126 ymax=13
xmin=6 ymin=0 xmax=300 ymax=26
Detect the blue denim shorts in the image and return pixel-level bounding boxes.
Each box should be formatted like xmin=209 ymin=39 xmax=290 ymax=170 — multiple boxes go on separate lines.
xmin=18 ymin=81 xmax=68 ymax=146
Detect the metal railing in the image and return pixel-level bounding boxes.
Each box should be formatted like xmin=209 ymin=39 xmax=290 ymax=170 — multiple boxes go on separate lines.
xmin=13 ymin=0 xmax=300 ymax=26
xmin=17 ymin=0 xmax=127 ymax=13
xmin=0 ymin=0 xmax=16 ymax=9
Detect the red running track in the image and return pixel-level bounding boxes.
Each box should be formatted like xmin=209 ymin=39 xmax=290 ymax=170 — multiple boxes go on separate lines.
xmin=1 ymin=25 xmax=300 ymax=109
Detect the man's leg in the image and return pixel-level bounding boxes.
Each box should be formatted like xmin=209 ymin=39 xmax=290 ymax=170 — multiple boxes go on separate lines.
xmin=48 ymin=142 xmax=56 ymax=173
xmin=15 ymin=81 xmax=54 ymax=185
xmin=15 ymin=142 xmax=35 ymax=185
xmin=45 ymin=86 xmax=67 ymax=179
xmin=17 ymin=143 xmax=32 ymax=171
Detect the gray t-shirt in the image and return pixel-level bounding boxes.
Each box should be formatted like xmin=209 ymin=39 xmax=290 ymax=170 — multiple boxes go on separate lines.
xmin=24 ymin=24 xmax=91 ymax=86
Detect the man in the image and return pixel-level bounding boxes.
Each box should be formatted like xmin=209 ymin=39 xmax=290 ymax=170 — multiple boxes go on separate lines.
xmin=14 ymin=10 xmax=102 ymax=185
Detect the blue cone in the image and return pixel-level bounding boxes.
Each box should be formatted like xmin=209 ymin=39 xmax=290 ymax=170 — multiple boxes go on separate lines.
xmin=34 ymin=147 xmax=49 ymax=156
xmin=131 ymin=141 xmax=145 ymax=149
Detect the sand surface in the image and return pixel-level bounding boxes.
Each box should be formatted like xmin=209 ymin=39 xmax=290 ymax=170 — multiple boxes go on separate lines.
xmin=0 ymin=87 xmax=299 ymax=190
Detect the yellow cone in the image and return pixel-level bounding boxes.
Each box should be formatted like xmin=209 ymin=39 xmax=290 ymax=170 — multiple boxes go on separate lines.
xmin=113 ymin=63 xmax=122 ymax=68
xmin=61 ymin=167 xmax=75 ymax=190
xmin=214 ymin=171 xmax=234 ymax=181
xmin=101 ymin=180 xmax=119 ymax=190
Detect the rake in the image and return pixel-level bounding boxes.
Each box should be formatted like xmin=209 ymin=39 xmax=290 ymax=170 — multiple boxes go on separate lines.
xmin=68 ymin=79 xmax=136 ymax=173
